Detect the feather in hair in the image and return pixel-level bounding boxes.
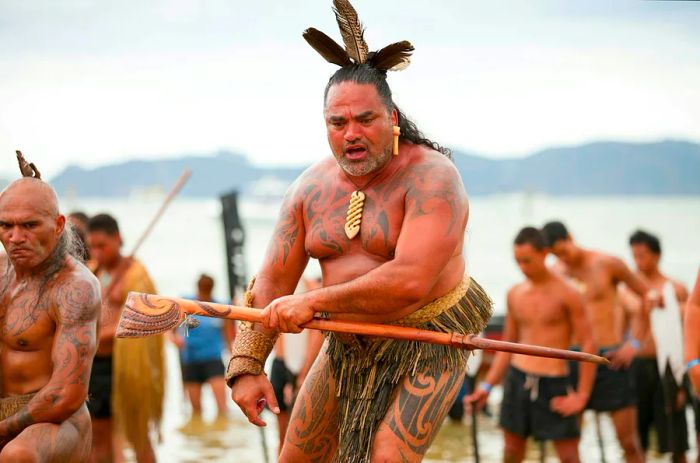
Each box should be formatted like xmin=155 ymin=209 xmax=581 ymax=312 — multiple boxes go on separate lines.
xmin=303 ymin=28 xmax=352 ymax=67
xmin=368 ymin=41 xmax=414 ymax=71
xmin=332 ymin=0 xmax=369 ymax=64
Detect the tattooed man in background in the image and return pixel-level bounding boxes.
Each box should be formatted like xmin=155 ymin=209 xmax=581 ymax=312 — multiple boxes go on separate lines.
xmin=0 ymin=177 xmax=100 ymax=462
xmin=226 ymin=2 xmax=492 ymax=462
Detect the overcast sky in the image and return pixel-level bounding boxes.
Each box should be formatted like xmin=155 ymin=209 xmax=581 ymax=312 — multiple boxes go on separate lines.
xmin=1 ymin=0 xmax=699 ymax=178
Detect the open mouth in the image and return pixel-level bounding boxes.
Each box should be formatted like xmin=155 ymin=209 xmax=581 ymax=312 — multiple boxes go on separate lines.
xmin=345 ymin=145 xmax=367 ymax=160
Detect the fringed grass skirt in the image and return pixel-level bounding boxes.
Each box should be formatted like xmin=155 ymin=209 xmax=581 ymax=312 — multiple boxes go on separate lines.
xmin=326 ymin=276 xmax=493 ymax=462
xmin=0 ymin=393 xmax=34 ymax=421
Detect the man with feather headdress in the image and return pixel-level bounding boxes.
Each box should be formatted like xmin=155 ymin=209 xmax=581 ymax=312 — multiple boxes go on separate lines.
xmin=226 ymin=2 xmax=492 ymax=462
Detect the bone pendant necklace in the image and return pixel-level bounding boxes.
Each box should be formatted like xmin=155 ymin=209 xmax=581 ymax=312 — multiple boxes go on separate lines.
xmin=344 ymin=191 xmax=365 ymax=239
xmin=343 ymin=167 xmax=387 ymax=240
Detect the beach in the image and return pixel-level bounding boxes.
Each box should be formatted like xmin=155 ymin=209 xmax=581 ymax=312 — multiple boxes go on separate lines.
xmin=65 ymin=193 xmax=700 ymax=462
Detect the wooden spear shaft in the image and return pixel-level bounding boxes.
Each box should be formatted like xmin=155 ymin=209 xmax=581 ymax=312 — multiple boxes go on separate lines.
xmin=118 ymin=293 xmax=609 ymax=365
xmin=100 ymin=169 xmax=191 ymax=298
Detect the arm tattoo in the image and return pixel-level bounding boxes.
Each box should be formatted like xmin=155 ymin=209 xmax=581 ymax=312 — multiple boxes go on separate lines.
xmin=268 ymin=197 xmax=302 ymax=267
xmin=404 ymin=164 xmax=463 ymax=234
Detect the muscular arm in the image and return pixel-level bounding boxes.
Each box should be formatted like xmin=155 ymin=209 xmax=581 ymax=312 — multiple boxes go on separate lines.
xmin=251 ymin=181 xmax=310 ymax=335
xmin=566 ymin=287 xmax=596 ymax=401
xmin=305 ymin=161 xmax=468 ymax=316
xmin=0 ymin=275 xmax=100 ymax=440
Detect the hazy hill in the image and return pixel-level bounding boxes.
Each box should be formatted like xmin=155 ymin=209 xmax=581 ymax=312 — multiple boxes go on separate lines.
xmin=49 ymin=140 xmax=700 ymax=197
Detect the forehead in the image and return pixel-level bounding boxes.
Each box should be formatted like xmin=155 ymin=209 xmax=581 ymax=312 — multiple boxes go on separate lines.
xmin=324 ymin=82 xmax=385 ymax=115
xmin=514 ymin=243 xmax=539 ymax=255
xmin=0 ymin=195 xmax=54 ymax=222
xmin=87 ymin=230 xmax=118 ymax=241
xmin=631 ymin=243 xmax=652 ymax=254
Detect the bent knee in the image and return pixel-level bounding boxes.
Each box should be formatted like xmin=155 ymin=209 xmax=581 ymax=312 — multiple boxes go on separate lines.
xmin=0 ymin=442 xmax=38 ymax=463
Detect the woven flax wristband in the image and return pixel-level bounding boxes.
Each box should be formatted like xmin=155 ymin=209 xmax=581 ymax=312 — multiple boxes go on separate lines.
xmin=225 ymin=277 xmax=279 ymax=387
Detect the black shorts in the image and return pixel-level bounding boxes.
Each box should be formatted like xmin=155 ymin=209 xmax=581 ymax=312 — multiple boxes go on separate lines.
xmin=87 ymin=355 xmax=113 ymax=419
xmin=270 ymin=358 xmax=296 ymax=412
xmin=499 ymin=366 xmax=580 ymax=441
xmin=634 ymin=357 xmax=689 ymax=453
xmin=181 ymin=358 xmax=225 ymax=384
xmin=570 ymin=346 xmax=636 ymax=412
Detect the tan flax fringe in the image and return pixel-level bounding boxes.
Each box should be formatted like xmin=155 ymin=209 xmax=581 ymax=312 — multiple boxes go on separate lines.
xmin=0 ymin=393 xmax=35 ymax=420
xmin=111 ymin=260 xmax=165 ymax=455
xmin=326 ymin=276 xmax=493 ymax=463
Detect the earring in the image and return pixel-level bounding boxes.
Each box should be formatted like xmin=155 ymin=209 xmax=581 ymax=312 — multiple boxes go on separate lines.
xmin=392 ymin=126 xmax=401 ymax=156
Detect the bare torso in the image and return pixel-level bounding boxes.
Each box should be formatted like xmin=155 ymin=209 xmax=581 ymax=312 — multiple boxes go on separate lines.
xmin=624 ymin=273 xmax=686 ymax=358
xmin=563 ymin=251 xmax=625 ymax=347
xmin=301 ymin=145 xmax=465 ymax=322
xmin=0 ymin=254 xmax=83 ymax=395
xmin=509 ymin=276 xmax=576 ymax=376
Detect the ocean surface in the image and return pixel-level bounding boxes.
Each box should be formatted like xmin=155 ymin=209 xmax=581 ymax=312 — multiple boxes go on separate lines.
xmin=65 ymin=194 xmax=700 ymax=462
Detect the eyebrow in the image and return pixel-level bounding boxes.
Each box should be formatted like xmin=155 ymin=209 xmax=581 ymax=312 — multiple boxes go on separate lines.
xmin=328 ymin=111 xmax=377 ymax=123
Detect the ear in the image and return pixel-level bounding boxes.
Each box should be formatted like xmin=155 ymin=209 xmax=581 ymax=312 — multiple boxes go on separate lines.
xmin=55 ymin=214 xmax=66 ymax=238
xmin=391 ymin=108 xmax=398 ymax=126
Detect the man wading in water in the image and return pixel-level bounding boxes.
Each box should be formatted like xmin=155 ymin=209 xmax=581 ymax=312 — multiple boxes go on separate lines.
xmin=226 ymin=1 xmax=492 ymax=461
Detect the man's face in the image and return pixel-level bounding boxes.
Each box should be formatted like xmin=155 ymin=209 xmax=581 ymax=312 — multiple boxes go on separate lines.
xmin=324 ymin=82 xmax=397 ymax=177
xmin=0 ymin=198 xmax=64 ymax=270
xmin=514 ymin=243 xmax=547 ymax=279
xmin=631 ymin=243 xmax=659 ymax=273
xmin=550 ymin=238 xmax=577 ymax=266
xmin=87 ymin=230 xmax=121 ymax=267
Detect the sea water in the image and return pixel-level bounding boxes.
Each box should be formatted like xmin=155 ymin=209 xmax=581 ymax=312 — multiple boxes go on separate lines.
xmin=66 ymin=194 xmax=700 ymax=462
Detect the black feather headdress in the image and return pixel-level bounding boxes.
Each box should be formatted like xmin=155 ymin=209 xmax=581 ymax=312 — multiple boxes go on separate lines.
xmin=303 ymin=0 xmax=414 ymax=72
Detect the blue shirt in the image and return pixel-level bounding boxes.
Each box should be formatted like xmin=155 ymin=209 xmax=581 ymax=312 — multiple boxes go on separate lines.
xmin=179 ymin=297 xmax=226 ymax=364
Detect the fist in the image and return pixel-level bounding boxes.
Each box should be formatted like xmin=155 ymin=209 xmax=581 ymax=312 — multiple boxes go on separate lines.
xmin=261 ymin=294 xmax=315 ymax=333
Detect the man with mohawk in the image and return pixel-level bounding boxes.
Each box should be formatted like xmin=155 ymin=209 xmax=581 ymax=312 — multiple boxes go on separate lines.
xmin=227 ymin=1 xmax=492 ymax=462
xmin=0 ymin=152 xmax=100 ymax=462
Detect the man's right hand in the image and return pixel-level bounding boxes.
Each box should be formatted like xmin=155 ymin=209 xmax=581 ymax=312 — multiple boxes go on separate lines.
xmin=231 ymin=374 xmax=280 ymax=427
xmin=463 ymin=386 xmax=490 ymax=413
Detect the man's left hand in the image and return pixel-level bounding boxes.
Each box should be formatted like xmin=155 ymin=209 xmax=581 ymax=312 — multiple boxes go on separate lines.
xmin=261 ymin=294 xmax=315 ymax=333
xmin=550 ymin=391 xmax=586 ymax=416
xmin=605 ymin=343 xmax=637 ymax=369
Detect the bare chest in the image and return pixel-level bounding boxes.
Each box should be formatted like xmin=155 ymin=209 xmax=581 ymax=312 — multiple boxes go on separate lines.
xmin=569 ymin=265 xmax=614 ymax=302
xmin=512 ymin=291 xmax=569 ymax=330
xmin=0 ymin=283 xmax=55 ymax=350
xmin=303 ymin=183 xmax=405 ymax=260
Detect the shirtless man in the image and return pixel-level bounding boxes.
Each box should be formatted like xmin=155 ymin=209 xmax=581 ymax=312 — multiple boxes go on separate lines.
xmin=542 ymin=221 xmax=658 ymax=463
xmin=226 ymin=7 xmax=492 ymax=461
xmin=0 ymin=178 xmax=101 ymax=462
xmin=466 ymin=227 xmax=595 ymax=463
xmin=620 ymin=230 xmax=691 ymax=460
xmin=87 ymin=213 xmax=165 ymax=463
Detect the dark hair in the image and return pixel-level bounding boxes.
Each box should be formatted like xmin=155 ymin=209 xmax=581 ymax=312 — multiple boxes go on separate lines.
xmin=323 ymin=64 xmax=451 ymax=158
xmin=68 ymin=211 xmax=89 ymax=225
xmin=542 ymin=221 xmax=570 ymax=246
xmin=198 ymin=273 xmax=215 ymax=291
xmin=514 ymin=226 xmax=548 ymax=251
xmin=88 ymin=213 xmax=120 ymax=236
xmin=629 ymin=229 xmax=661 ymax=255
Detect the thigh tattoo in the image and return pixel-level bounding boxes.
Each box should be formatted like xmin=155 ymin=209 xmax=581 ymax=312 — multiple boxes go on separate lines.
xmin=384 ymin=369 xmax=464 ymax=456
xmin=285 ymin=354 xmax=338 ymax=461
